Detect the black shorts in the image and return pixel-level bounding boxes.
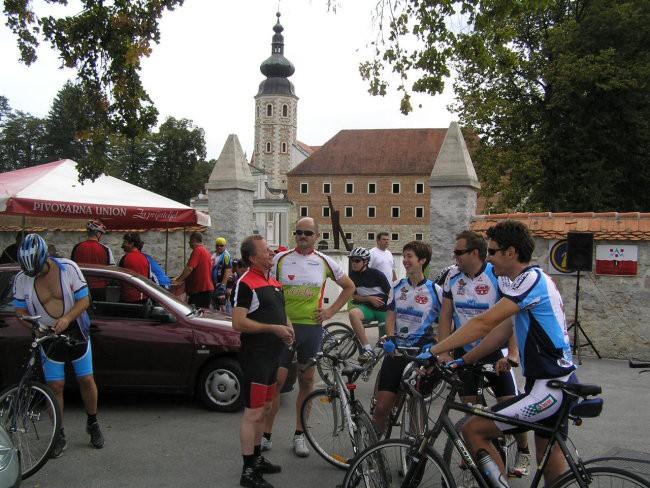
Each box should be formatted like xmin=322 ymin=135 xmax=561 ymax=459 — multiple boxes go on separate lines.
xmin=189 ymin=291 xmax=211 ymax=308
xmin=239 ymin=347 xmax=280 ymax=409
xmin=41 ymin=321 xmax=87 ymax=363
xmin=279 ymin=324 xmax=323 ymax=368
xmin=377 ymin=355 xmax=412 ymax=394
xmin=454 ymin=348 xmax=519 ymax=398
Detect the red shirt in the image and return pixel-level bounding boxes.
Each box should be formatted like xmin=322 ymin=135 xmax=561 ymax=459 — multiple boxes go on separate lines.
xmin=119 ymin=250 xmax=151 ymax=302
xmin=186 ymin=245 xmax=214 ymax=295
xmin=71 ymin=239 xmax=114 ymax=290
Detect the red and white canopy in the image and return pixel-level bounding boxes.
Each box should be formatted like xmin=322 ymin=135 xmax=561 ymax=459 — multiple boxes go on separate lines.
xmin=0 ymin=160 xmax=210 ymax=231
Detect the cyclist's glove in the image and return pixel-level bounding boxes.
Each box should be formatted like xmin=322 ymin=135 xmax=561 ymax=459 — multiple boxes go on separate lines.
xmin=445 ymin=358 xmax=466 ymax=369
xmin=416 ymin=349 xmax=433 ymax=360
xmin=383 ymin=336 xmax=397 ymax=354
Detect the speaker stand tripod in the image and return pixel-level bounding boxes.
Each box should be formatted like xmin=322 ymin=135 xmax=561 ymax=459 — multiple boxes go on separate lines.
xmin=567 ymin=270 xmax=601 ymax=365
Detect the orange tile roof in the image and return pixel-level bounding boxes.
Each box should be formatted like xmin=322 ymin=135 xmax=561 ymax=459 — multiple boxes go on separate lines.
xmin=471 ymin=212 xmax=650 ymax=240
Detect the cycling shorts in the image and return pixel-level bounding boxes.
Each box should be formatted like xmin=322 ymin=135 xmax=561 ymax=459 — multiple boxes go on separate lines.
xmin=454 ymin=348 xmax=519 ymax=398
xmin=40 ymin=323 xmax=93 ymax=381
xmin=355 ymin=304 xmax=387 ymax=333
xmin=377 ymin=355 xmax=412 ymax=394
xmin=279 ymin=324 xmax=323 ymax=368
xmin=492 ymin=372 xmax=578 ymax=438
xmin=239 ymin=347 xmax=279 ymax=409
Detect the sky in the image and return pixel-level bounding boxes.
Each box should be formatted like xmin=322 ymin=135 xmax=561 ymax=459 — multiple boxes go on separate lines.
xmin=0 ymin=0 xmax=456 ymax=160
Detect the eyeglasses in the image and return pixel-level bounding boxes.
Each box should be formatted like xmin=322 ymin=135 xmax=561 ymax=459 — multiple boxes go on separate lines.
xmin=487 ymin=247 xmax=507 ymax=256
xmin=453 ymin=249 xmax=474 ymax=256
xmin=293 ymin=230 xmax=315 ymax=236
xmin=216 ymin=244 xmax=225 ymax=248
xmin=350 ymin=258 xmax=365 ymax=264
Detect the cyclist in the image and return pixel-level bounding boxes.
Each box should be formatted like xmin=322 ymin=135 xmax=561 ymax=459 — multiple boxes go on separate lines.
xmin=438 ymin=230 xmax=530 ymax=476
xmin=373 ymin=241 xmax=442 ymax=434
xmin=347 ymin=247 xmax=391 ymax=362
xmin=71 ymin=219 xmax=114 ymax=301
xmin=13 ymin=233 xmax=105 ymax=458
xmin=424 ymin=220 xmax=577 ymax=485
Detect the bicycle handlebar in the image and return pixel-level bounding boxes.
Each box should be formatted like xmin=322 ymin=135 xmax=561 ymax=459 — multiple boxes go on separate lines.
xmin=20 ymin=314 xmax=85 ymax=347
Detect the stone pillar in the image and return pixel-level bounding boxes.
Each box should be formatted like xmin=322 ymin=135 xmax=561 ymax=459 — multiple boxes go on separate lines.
xmin=429 ymin=122 xmax=481 ymax=274
xmin=205 ymin=134 xmax=256 ymax=257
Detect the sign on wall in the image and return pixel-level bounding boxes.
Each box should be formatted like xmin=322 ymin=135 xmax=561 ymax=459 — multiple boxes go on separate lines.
xmin=548 ymin=239 xmax=576 ymax=275
xmin=595 ymin=245 xmax=638 ymax=276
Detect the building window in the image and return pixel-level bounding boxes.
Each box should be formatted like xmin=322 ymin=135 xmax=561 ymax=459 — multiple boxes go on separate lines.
xmin=415 ymin=182 xmax=425 ymax=194
xmin=265 ymin=142 xmax=272 ymax=153
xmin=392 ymin=182 xmax=401 ymax=194
xmin=281 ymin=142 xmax=288 ymax=153
xmin=367 ymin=232 xmax=375 ymax=241
xmin=415 ymin=206 xmax=424 ymax=218
xmin=391 ymin=206 xmax=400 ymax=218
xmin=323 ymin=182 xmax=331 ymax=194
xmin=368 ymin=182 xmax=376 ymax=194
xmin=345 ymin=206 xmax=353 ymax=218
xmin=391 ymin=233 xmax=399 ymax=241
xmin=415 ymin=233 xmax=423 ymax=241
xmin=300 ymin=206 xmax=308 ymax=217
xmin=266 ymin=104 xmax=273 ymax=117
xmin=345 ymin=182 xmax=354 ymax=194
xmin=344 ymin=232 xmax=353 ymax=240
xmin=322 ymin=206 xmax=331 ymax=218
xmin=282 ymin=104 xmax=288 ymax=117
xmin=368 ymin=206 xmax=376 ymax=218
xmin=322 ymin=231 xmax=330 ymax=240
xmin=300 ymin=183 xmax=308 ymax=194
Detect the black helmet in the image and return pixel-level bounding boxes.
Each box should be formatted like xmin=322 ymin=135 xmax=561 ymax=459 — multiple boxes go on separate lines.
xmin=18 ymin=234 xmax=49 ymax=277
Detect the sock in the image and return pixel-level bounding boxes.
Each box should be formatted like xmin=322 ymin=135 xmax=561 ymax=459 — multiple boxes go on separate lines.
xmin=363 ymin=344 xmax=372 ymax=351
xmin=254 ymin=444 xmax=261 ymax=457
xmin=294 ymin=429 xmax=304 ymax=436
xmin=243 ymin=454 xmax=256 ymax=468
xmin=263 ymin=432 xmax=272 ymax=441
xmin=87 ymin=413 xmax=98 ymax=426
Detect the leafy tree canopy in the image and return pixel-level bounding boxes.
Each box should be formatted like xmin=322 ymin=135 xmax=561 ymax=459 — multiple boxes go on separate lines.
xmin=362 ymin=0 xmax=650 ymax=212
xmin=4 ymin=0 xmax=185 ymax=180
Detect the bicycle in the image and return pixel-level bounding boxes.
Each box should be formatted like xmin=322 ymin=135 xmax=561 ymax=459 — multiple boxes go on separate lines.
xmin=341 ymin=356 xmax=649 ymax=488
xmin=300 ymin=341 xmax=379 ymax=469
xmin=0 ymin=315 xmax=72 ymax=479
xmin=441 ymin=360 xmax=521 ymax=486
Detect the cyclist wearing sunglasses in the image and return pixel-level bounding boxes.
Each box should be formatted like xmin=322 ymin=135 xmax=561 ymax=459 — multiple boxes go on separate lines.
xmin=264 ymin=217 xmax=355 ymax=458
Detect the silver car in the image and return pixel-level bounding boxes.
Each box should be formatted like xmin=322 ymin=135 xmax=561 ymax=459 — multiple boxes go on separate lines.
xmin=0 ymin=423 xmax=20 ymax=488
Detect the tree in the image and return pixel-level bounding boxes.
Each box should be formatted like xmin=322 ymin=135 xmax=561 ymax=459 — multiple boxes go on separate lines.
xmin=148 ymin=117 xmax=210 ymax=204
xmin=362 ymin=0 xmax=650 ymax=212
xmin=0 ymin=106 xmax=47 ymax=172
xmin=4 ymin=0 xmax=185 ymax=180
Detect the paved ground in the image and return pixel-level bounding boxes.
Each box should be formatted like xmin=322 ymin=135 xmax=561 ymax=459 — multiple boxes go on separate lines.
xmin=21 ymin=315 xmax=650 ymax=488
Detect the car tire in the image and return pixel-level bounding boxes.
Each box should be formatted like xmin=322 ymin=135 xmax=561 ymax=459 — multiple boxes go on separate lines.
xmin=196 ymin=357 xmax=243 ymax=412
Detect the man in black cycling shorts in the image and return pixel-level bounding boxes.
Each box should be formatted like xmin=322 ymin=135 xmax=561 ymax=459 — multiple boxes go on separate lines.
xmin=231 ymin=235 xmax=294 ymax=488
xmin=424 ymin=221 xmax=577 ymax=485
xmin=13 ymin=233 xmax=104 ymax=458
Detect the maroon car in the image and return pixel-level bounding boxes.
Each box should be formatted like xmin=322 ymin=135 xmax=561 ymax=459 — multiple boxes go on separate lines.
xmin=0 ymin=263 xmax=243 ymax=412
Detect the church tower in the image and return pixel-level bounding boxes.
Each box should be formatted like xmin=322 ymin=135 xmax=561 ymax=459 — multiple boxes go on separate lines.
xmin=253 ymin=12 xmax=298 ymax=191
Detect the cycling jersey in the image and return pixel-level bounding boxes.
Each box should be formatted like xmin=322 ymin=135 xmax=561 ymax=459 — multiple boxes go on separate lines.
xmin=498 ymin=266 xmax=576 ymax=379
xmin=118 ymin=250 xmax=151 ymax=302
xmin=387 ymin=278 xmax=442 ymax=348
xmin=71 ymin=239 xmax=114 ymax=291
xmin=350 ymin=266 xmax=391 ymax=311
xmin=272 ymin=249 xmax=344 ymax=325
xmin=211 ymin=249 xmax=232 ymax=288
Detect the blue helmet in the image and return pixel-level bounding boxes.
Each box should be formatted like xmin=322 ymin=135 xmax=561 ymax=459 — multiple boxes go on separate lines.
xmin=18 ymin=234 xmax=49 ymax=277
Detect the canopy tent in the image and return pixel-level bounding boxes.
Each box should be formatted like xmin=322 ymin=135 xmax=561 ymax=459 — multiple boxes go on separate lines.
xmin=0 ymin=160 xmax=210 ymax=231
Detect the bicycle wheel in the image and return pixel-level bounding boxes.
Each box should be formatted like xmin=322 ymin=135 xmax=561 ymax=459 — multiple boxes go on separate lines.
xmin=301 ymin=388 xmax=354 ymax=469
xmin=352 ymin=409 xmax=379 ymax=461
xmin=342 ymin=439 xmax=456 ymax=488
xmin=442 ymin=416 xmax=475 ymax=488
xmin=323 ymin=321 xmax=354 ymax=335
xmin=501 ymin=433 xmax=518 ymax=475
xmin=0 ymin=381 xmax=61 ymax=479
xmin=317 ymin=330 xmax=362 ymax=386
xmin=551 ymin=466 xmax=649 ymax=488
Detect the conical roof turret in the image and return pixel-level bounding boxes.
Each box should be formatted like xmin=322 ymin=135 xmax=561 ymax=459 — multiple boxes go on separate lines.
xmin=257 ymin=12 xmax=296 ymax=97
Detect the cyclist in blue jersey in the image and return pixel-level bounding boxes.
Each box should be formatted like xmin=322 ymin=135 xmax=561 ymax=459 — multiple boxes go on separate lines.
xmin=425 ymin=220 xmax=576 ymax=485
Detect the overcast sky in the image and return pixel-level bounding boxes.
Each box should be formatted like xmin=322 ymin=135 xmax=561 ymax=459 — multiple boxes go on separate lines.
xmin=1 ymin=0 xmax=455 ymax=160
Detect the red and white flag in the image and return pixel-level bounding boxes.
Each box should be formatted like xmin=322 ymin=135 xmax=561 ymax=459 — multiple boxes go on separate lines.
xmin=595 ymin=245 xmax=638 ymax=276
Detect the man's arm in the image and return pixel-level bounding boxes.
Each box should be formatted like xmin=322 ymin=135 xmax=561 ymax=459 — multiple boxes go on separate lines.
xmin=231 ymin=308 xmax=294 ymax=345
xmin=352 ymin=293 xmax=385 ymax=308
xmin=430 ymin=297 xmax=520 ymax=355
xmin=173 ymin=265 xmax=194 ymax=284
xmin=461 ymin=319 xmax=515 ymax=365
xmin=315 ymin=274 xmax=355 ymax=323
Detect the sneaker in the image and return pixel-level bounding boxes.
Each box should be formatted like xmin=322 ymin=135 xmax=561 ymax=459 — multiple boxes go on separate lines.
xmin=261 ymin=436 xmax=272 ymax=451
xmin=253 ymin=455 xmax=281 ymax=474
xmin=509 ymin=451 xmax=531 ymax=477
xmin=240 ymin=466 xmax=273 ymax=488
xmin=86 ymin=421 xmax=105 ymax=449
xmin=50 ymin=432 xmax=67 ymax=459
xmin=358 ymin=348 xmax=376 ymax=364
xmin=292 ymin=433 xmax=309 ymax=457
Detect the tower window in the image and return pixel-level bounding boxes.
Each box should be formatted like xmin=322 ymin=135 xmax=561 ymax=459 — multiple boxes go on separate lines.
xmin=265 ymin=142 xmax=272 ymax=153
xmin=282 ymin=104 xmax=289 ymax=117
xmin=266 ymin=104 xmax=273 ymax=117
xmin=281 ymin=142 xmax=288 ymax=153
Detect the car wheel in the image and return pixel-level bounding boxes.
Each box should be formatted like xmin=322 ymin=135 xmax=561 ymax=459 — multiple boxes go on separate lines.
xmin=197 ymin=357 xmax=243 ymax=412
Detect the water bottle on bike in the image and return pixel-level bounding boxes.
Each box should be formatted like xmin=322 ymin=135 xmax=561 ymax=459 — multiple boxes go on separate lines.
xmin=477 ymin=449 xmax=510 ymax=488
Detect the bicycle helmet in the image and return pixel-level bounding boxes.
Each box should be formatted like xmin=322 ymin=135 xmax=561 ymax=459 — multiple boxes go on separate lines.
xmin=18 ymin=233 xmax=49 ymax=277
xmin=87 ymin=219 xmax=107 ymax=235
xmin=349 ymin=247 xmax=371 ymax=261
xmin=434 ymin=265 xmax=454 ymax=286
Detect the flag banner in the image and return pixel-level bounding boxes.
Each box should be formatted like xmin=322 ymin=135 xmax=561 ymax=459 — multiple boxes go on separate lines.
xmin=595 ymin=245 xmax=638 ymax=276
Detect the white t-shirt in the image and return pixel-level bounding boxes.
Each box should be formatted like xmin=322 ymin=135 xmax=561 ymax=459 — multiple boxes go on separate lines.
xmin=369 ymin=247 xmax=395 ymax=284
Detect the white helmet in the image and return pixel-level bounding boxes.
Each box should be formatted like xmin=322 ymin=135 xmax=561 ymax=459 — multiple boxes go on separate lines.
xmin=349 ymin=247 xmax=370 ymax=261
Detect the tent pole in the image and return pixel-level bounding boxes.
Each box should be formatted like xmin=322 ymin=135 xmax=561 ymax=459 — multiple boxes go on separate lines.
xmin=164 ymin=228 xmax=169 ymax=272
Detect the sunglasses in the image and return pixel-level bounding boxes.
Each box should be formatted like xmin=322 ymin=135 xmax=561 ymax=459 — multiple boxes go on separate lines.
xmin=487 ymin=247 xmax=507 ymax=256
xmin=350 ymin=258 xmax=365 ymax=264
xmin=293 ymin=230 xmax=316 ymax=236
xmin=453 ymin=249 xmax=474 ymax=256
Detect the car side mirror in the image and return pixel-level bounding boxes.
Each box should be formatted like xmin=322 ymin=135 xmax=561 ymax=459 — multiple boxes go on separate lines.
xmin=151 ymin=306 xmax=176 ymax=323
